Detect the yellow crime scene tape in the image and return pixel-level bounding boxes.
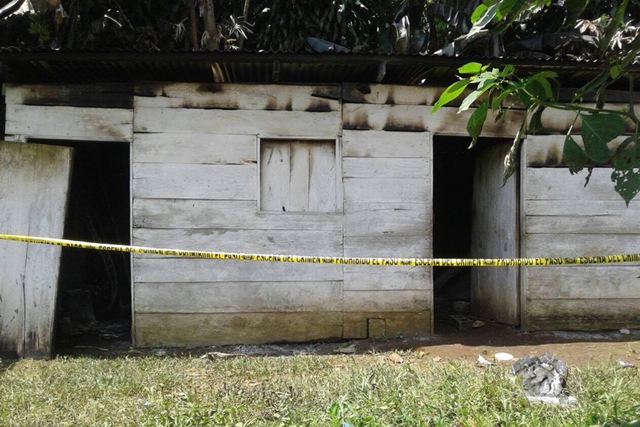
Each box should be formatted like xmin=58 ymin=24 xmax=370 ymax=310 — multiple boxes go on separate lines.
xmin=1 ymin=233 xmax=640 ymax=267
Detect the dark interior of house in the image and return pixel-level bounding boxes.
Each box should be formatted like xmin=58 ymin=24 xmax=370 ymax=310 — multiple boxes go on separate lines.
xmin=31 ymin=139 xmax=131 ymax=349
xmin=432 ymin=136 xmax=475 ymax=329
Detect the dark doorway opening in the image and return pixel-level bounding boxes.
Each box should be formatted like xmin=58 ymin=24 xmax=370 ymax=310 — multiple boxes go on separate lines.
xmin=433 ymin=136 xmax=519 ymax=331
xmin=30 ymin=139 xmax=131 ymax=349
xmin=432 ymin=136 xmax=474 ymax=332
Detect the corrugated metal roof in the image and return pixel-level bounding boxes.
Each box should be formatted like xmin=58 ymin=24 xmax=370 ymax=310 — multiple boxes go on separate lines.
xmin=0 ymin=48 xmax=633 ymax=87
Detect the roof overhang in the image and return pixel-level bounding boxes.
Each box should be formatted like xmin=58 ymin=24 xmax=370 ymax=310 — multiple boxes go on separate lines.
xmin=0 ymin=50 xmax=636 ymax=88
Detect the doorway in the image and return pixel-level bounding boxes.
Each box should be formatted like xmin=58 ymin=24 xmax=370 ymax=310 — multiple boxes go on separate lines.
xmin=30 ymin=139 xmax=131 ymax=348
xmin=432 ymin=136 xmax=474 ymax=331
xmin=432 ymin=136 xmax=519 ymax=330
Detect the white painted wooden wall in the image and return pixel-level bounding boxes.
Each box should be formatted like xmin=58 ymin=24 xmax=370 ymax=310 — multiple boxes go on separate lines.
xmin=132 ymin=83 xmax=436 ymax=346
xmin=522 ymin=136 xmax=640 ymax=330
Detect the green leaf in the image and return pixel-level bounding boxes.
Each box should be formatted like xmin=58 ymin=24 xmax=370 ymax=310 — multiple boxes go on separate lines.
xmin=525 ymin=79 xmax=548 ymax=102
xmin=497 ymin=0 xmax=520 ymax=18
xmin=528 ymin=71 xmax=558 ymax=100
xmin=611 ymin=167 xmax=640 ymax=206
xmin=458 ymin=62 xmax=484 ymax=75
xmin=503 ymin=122 xmax=525 ymax=185
xmin=579 ymin=113 xmax=625 ymax=163
xmin=528 ymin=105 xmax=545 ymax=134
xmin=499 ymin=64 xmax=515 ymax=78
xmin=563 ymin=135 xmax=586 ymax=174
xmin=610 ymin=64 xmax=621 ymax=80
xmin=529 ymin=71 xmax=558 ymax=80
xmin=433 ymin=79 xmax=471 ymax=113
xmin=470 ymin=4 xmax=488 ymax=24
xmin=573 ymin=71 xmax=609 ymax=101
xmin=468 ymin=2 xmax=500 ymax=36
xmin=515 ymin=87 xmax=535 ymax=108
xmin=467 ymin=100 xmax=489 ymax=147
xmin=491 ymin=87 xmax=515 ymax=110
xmin=459 ymin=80 xmax=495 ymax=111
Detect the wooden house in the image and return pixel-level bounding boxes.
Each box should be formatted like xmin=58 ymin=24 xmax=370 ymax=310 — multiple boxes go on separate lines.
xmin=1 ymin=52 xmax=639 ymax=352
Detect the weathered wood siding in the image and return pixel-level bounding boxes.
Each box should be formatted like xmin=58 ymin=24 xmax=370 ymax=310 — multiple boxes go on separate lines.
xmin=3 ymin=84 xmax=134 ymax=142
xmin=132 ymin=83 xmax=439 ymax=346
xmin=0 ymin=141 xmax=72 ymax=358
xmin=132 ymin=84 xmax=344 ymax=346
xmin=522 ymin=136 xmax=640 ymax=331
xmin=342 ymin=129 xmax=432 ymax=338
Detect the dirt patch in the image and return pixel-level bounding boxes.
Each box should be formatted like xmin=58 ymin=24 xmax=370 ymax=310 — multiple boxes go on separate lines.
xmin=55 ymin=319 xmax=640 ymax=367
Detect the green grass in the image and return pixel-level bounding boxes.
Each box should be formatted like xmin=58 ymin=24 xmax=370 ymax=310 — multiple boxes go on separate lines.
xmin=0 ymin=353 xmax=639 ymax=426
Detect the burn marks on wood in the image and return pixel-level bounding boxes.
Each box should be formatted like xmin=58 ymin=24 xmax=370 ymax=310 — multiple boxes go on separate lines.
xmin=527 ymin=144 xmax=563 ymax=167
xmin=6 ymin=83 xmax=133 ymax=109
xmin=134 ymin=83 xmax=341 ymax=112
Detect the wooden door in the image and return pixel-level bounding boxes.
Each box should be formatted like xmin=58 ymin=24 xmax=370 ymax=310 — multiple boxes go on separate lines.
xmin=0 ymin=141 xmax=73 ymax=358
xmin=470 ymin=142 xmax=519 ymax=325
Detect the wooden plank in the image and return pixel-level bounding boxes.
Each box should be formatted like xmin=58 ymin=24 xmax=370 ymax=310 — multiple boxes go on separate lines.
xmin=133 ymin=133 xmax=256 ymax=164
xmin=526 ymin=215 xmax=640 ymax=234
xmin=344 ymin=202 xmax=429 ymax=237
xmin=344 ymin=236 xmax=430 ymax=258
xmin=525 ymin=299 xmax=640 ymax=331
xmin=471 ymin=142 xmax=519 ymax=325
xmin=519 ymin=140 xmax=529 ymax=330
xmin=342 ymin=130 xmax=429 ymax=158
xmin=134 ymin=107 xmax=341 ymax=137
xmin=342 ymin=83 xmax=503 ymax=108
xmin=308 ymin=142 xmax=337 ymax=212
xmin=134 ymin=83 xmax=341 ymax=111
xmin=525 ymin=234 xmax=640 ymax=258
xmin=133 ymin=229 xmax=343 ymax=256
xmin=135 ymin=312 xmax=343 ymax=347
xmin=525 ymin=135 xmax=628 ymax=167
xmin=5 ymin=105 xmax=133 ymax=142
xmin=527 ymin=266 xmax=640 ymax=299
xmin=289 ymin=142 xmax=310 ymax=212
xmin=260 ymin=142 xmax=290 ymax=211
xmin=343 ymin=311 xmax=430 ymax=339
xmin=344 ymin=290 xmax=430 ymax=312
xmin=526 ymin=168 xmax=621 ymax=201
xmin=343 ymin=157 xmax=429 ymax=179
xmin=525 ymin=200 xmax=640 ymax=216
xmin=342 ymin=83 xmax=435 ymax=105
xmin=133 ymin=199 xmax=343 ymax=231
xmin=133 ymin=258 xmax=343 ymax=283
xmin=344 ymin=266 xmax=430 ymax=290
xmin=344 ymin=178 xmax=429 ymax=205
xmin=4 ymin=83 xmax=133 ymax=109
xmin=0 ymin=141 xmax=72 ymax=358
xmin=133 ymin=163 xmax=255 ymax=200
xmin=135 ymin=281 xmax=342 ymax=313
xmin=342 ymin=104 xmax=523 ymax=136
xmin=537 ymin=104 xmax=640 ymax=134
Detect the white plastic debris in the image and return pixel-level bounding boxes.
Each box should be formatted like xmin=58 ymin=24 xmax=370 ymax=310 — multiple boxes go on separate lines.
xmin=620 ymin=329 xmax=631 ymax=335
xmin=618 ymin=360 xmax=636 ymax=368
xmin=495 ymin=352 xmax=514 ymax=362
xmin=477 ymin=355 xmax=495 ymax=366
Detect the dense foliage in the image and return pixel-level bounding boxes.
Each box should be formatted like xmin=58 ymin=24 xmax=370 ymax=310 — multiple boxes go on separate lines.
xmin=433 ymin=0 xmax=640 ymax=204
xmin=2 ymin=0 xmax=640 ymax=202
